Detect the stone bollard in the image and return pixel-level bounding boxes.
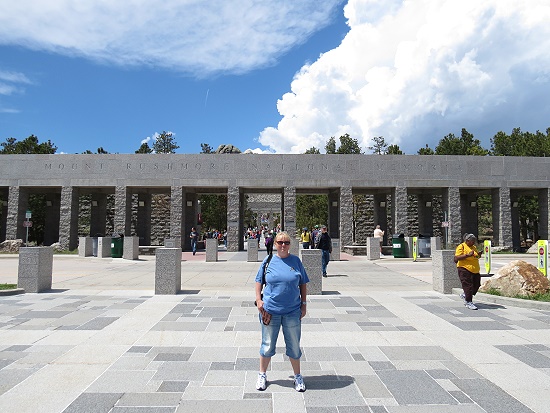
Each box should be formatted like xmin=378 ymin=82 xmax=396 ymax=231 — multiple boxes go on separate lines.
xmin=432 ymin=250 xmax=461 ymax=294
xmin=301 ymin=249 xmax=322 ymax=295
xmin=367 ymin=237 xmax=381 ymax=260
xmin=18 ymin=247 xmax=53 ymax=293
xmin=247 ymin=238 xmax=258 ymax=262
xmin=330 ymin=238 xmax=341 ymax=261
xmin=155 ymin=248 xmax=181 ymax=294
xmin=78 ymin=236 xmax=93 ymax=257
xmin=123 ymin=236 xmax=140 ymax=260
xmin=97 ymin=237 xmax=112 ymax=258
xmin=205 ymin=238 xmax=218 ymax=262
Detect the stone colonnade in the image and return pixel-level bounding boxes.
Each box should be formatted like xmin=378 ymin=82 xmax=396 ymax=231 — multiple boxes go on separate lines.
xmin=1 ymin=154 xmax=548 ymax=251
xmin=1 ymin=184 xmax=526 ymax=251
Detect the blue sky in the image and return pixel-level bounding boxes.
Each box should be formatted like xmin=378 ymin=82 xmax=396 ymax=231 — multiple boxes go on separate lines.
xmin=1 ymin=1 xmax=550 ymax=155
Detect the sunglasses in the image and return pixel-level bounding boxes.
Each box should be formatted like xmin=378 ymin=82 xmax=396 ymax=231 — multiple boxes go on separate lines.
xmin=276 ymin=241 xmax=291 ymax=245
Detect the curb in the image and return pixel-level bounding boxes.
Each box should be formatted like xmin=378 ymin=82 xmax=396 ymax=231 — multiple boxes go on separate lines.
xmin=452 ymin=288 xmax=550 ymax=311
xmin=0 ymin=288 xmax=25 ymax=296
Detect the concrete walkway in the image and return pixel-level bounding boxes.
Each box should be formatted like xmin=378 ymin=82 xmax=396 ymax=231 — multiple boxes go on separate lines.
xmin=0 ymin=252 xmax=549 ymax=412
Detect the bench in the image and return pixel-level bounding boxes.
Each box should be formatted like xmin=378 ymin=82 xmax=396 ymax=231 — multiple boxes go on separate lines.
xmin=139 ymin=246 xmax=161 ymax=255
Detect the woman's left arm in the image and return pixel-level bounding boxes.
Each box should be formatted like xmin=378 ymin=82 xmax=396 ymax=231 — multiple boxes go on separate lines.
xmin=299 ymin=283 xmax=307 ymax=319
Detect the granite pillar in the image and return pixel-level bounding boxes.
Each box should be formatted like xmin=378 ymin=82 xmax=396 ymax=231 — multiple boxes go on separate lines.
xmin=511 ymin=191 xmax=521 ymax=251
xmin=170 ymin=185 xmax=183 ymax=246
xmin=301 ymin=249 xmax=322 ymax=295
xmin=59 ymin=186 xmax=79 ymax=250
xmin=155 ymin=248 xmax=181 ymax=294
xmin=432 ymin=250 xmax=461 ymax=294
xmin=123 ymin=236 xmax=140 ymax=260
xmin=339 ymin=187 xmax=353 ymax=248
xmin=247 ymin=238 xmax=258 ymax=262
xmin=18 ymin=247 xmax=53 ymax=293
xmin=392 ymin=186 xmax=408 ymax=236
xmin=367 ymin=237 xmax=381 ymax=260
xmin=283 ymin=186 xmax=298 ymax=256
xmin=227 ymin=186 xmax=240 ymax=252
xmin=206 ymin=238 xmax=218 ymax=262
xmin=492 ymin=187 xmax=512 ymax=248
xmin=6 ymin=186 xmax=28 ymax=241
xmin=114 ymin=184 xmax=132 ymax=236
xmin=444 ymin=187 xmax=461 ymax=247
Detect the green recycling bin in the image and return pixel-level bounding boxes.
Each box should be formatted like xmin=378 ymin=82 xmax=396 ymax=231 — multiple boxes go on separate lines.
xmin=392 ymin=234 xmax=407 ymax=258
xmin=111 ymin=233 xmax=124 ymax=258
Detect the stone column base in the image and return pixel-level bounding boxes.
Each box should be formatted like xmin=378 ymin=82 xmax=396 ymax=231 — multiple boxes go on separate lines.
xmin=432 ymin=250 xmax=461 ymax=294
xmin=18 ymin=247 xmax=53 ymax=293
xmin=206 ymin=238 xmax=218 ymax=262
xmin=247 ymin=239 xmax=258 ymax=262
xmin=367 ymin=237 xmax=381 ymax=260
xmin=155 ymin=248 xmax=181 ymax=294
xmin=301 ymin=249 xmax=322 ymax=295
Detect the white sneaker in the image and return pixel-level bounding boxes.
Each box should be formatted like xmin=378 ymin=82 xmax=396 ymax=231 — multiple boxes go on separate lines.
xmin=256 ymin=373 xmax=267 ymax=391
xmin=460 ymin=293 xmax=466 ymax=302
xmin=465 ymin=301 xmax=478 ymax=310
xmin=294 ymin=374 xmax=306 ymax=392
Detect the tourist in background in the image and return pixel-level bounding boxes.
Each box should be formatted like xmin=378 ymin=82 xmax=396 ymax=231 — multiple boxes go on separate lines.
xmin=300 ymin=228 xmax=311 ymax=249
xmin=373 ymin=224 xmax=385 ymax=253
xmin=454 ymin=233 xmax=482 ymax=310
xmin=255 ymin=231 xmax=309 ymax=392
xmin=189 ymin=227 xmax=198 ymax=255
xmin=317 ymin=225 xmax=332 ymax=277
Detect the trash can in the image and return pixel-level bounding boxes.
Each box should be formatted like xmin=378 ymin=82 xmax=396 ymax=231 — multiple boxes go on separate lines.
xmin=111 ymin=233 xmax=124 ymax=258
xmin=418 ymin=235 xmax=431 ymax=258
xmin=392 ymin=234 xmax=407 ymax=258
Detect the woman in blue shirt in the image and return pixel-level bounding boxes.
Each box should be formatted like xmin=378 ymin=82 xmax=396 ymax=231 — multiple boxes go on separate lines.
xmin=255 ymin=231 xmax=309 ymax=392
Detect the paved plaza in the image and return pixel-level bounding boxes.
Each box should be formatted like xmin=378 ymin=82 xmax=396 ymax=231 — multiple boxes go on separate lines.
xmin=1 ymin=251 xmax=550 ymax=412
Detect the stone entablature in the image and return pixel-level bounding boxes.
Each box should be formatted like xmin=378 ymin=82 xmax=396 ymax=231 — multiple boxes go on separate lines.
xmin=1 ymin=154 xmax=549 ymax=188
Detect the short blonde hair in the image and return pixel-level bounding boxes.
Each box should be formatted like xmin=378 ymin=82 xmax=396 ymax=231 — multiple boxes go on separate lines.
xmin=275 ymin=231 xmax=291 ymax=242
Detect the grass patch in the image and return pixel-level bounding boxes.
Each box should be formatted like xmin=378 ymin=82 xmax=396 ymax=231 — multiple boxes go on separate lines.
xmin=0 ymin=284 xmax=17 ymax=290
xmin=53 ymin=249 xmax=78 ymax=255
xmin=482 ymin=288 xmax=550 ymax=302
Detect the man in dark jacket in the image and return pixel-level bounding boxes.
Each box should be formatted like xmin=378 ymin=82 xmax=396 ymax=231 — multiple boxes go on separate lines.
xmin=317 ymin=225 xmax=332 ymax=277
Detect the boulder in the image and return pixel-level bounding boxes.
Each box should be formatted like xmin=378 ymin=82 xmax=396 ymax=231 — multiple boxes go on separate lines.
xmin=0 ymin=239 xmax=23 ymax=253
xmin=479 ymin=260 xmax=550 ymax=297
xmin=50 ymin=242 xmax=65 ymax=253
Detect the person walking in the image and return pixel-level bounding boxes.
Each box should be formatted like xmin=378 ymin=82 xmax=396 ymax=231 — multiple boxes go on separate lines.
xmin=255 ymin=231 xmax=309 ymax=392
xmin=317 ymin=225 xmax=332 ymax=277
xmin=454 ymin=233 xmax=482 ymax=310
xmin=189 ymin=227 xmax=198 ymax=255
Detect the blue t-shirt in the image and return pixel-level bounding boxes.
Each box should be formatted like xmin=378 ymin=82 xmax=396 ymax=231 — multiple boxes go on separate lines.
xmin=255 ymin=254 xmax=309 ymax=315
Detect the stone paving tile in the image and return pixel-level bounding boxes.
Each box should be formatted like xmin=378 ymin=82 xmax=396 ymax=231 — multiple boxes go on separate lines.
xmin=0 ymin=291 xmax=545 ymax=413
xmin=61 ymin=392 xmax=123 ymax=413
xmin=495 ymin=345 xmax=550 ymax=368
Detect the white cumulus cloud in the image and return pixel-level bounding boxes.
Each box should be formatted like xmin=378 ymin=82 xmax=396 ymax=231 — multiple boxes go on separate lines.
xmin=0 ymin=0 xmax=342 ymax=76
xmin=259 ymin=0 xmax=550 ymax=153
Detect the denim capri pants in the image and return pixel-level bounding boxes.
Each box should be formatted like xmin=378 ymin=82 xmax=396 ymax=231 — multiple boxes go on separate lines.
xmin=259 ymin=308 xmax=302 ymax=359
